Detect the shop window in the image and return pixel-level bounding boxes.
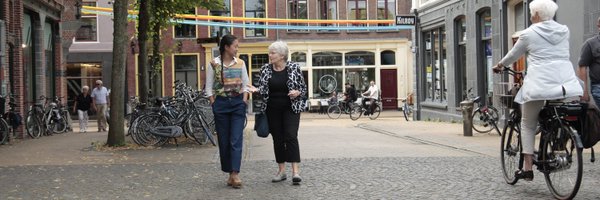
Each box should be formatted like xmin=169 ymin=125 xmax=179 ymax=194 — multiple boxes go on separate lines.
xmin=377 ymin=0 xmax=395 ymax=27
xmin=313 ymin=68 xmax=343 ymax=98
xmin=317 ymin=0 xmax=338 ymax=32
xmin=251 ymin=54 xmax=269 ymax=70
xmin=174 ymin=55 xmax=198 ymax=90
xmin=209 ymin=0 xmax=231 ymax=38
xmin=478 ymin=9 xmax=493 ymax=102
xmin=291 ymin=52 xmax=307 ymax=67
xmin=345 ymin=68 xmax=375 ymax=94
xmin=345 ymin=51 xmax=374 ymax=66
xmin=288 ymin=0 xmax=308 ymax=32
xmin=347 ymin=0 xmax=367 ymax=30
xmin=174 ymin=8 xmax=196 ymax=38
xmin=75 ymin=1 xmax=98 ymax=42
xmin=455 ymin=16 xmax=466 ymax=104
xmin=381 ymin=50 xmax=395 ymax=65
xmin=422 ymin=27 xmax=447 ymax=103
xmin=245 ymin=0 xmax=266 ymax=38
xmin=45 ymin=21 xmax=56 ymax=97
xmin=312 ymin=51 xmax=342 ymax=66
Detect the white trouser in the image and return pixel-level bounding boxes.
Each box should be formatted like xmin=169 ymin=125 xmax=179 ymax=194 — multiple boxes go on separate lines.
xmin=77 ymin=109 xmax=89 ymax=131
xmin=520 ymin=100 xmax=545 ymax=155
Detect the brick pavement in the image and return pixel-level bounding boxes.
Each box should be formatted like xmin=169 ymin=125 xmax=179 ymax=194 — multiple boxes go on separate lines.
xmin=1 ymin=111 xmax=599 ymax=199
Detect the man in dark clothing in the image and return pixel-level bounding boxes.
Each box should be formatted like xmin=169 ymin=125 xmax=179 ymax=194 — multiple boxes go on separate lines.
xmin=578 ymin=16 xmax=600 ymax=109
xmin=344 ymin=83 xmax=357 ymax=106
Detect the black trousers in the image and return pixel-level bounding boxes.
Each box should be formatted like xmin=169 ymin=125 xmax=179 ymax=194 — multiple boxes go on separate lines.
xmin=266 ymin=103 xmax=301 ymax=163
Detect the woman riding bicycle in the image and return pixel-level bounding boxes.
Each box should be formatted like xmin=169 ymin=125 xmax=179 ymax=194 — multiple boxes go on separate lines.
xmin=492 ymin=0 xmax=583 ymax=181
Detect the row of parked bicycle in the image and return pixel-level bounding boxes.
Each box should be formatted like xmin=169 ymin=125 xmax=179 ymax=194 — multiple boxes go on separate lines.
xmin=125 ymin=80 xmax=216 ymax=147
xmin=0 ymin=94 xmax=72 ymax=144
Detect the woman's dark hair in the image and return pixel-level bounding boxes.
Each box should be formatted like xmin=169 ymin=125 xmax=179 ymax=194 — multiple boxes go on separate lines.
xmin=219 ymin=34 xmax=238 ymax=62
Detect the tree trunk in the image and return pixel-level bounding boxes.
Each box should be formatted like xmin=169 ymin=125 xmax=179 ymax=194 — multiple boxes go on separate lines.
xmin=137 ymin=0 xmax=151 ymax=104
xmin=151 ymin=15 xmax=161 ymax=97
xmin=106 ymin=0 xmax=128 ymax=146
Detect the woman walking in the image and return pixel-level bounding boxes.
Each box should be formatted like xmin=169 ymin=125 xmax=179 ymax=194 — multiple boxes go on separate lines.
xmin=250 ymin=41 xmax=307 ymax=185
xmin=73 ymin=86 xmax=93 ymax=133
xmin=205 ymin=34 xmax=250 ymax=188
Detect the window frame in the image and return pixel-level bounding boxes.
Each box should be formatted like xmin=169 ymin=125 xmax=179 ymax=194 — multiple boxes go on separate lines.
xmin=173 ymin=54 xmax=200 ymax=90
xmin=287 ymin=0 xmax=309 ymax=32
xmin=421 ymin=26 xmax=447 ymax=103
xmin=208 ymin=0 xmax=232 ymax=38
xmin=74 ymin=1 xmax=99 ymax=43
xmin=244 ymin=0 xmax=267 ymax=38
xmin=454 ymin=16 xmax=467 ymax=105
xmin=376 ymin=0 xmax=396 ymax=28
xmin=317 ymin=0 xmax=339 ymax=32
xmin=477 ymin=8 xmax=493 ymax=105
xmin=173 ymin=8 xmax=198 ymax=39
xmin=347 ymin=0 xmax=368 ymax=31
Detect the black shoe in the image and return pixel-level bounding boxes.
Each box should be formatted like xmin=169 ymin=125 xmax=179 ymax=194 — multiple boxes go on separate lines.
xmin=515 ymin=170 xmax=534 ymax=181
xmin=292 ymin=174 xmax=302 ymax=185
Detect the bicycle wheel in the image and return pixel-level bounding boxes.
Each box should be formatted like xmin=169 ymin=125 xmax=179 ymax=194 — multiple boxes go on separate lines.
xmin=500 ymin=121 xmax=521 ymax=185
xmin=369 ymin=104 xmax=381 ymax=120
xmin=131 ymin=114 xmax=169 ymax=146
xmin=542 ymin=125 xmax=582 ymax=200
xmin=327 ymin=105 xmax=342 ymax=119
xmin=47 ymin=115 xmax=67 ymax=134
xmin=472 ymin=110 xmax=494 ymax=133
xmin=186 ymin=113 xmax=208 ymax=145
xmin=349 ymin=106 xmax=362 ymax=121
xmin=26 ymin=112 xmax=42 ymax=138
xmin=0 ymin=119 xmax=9 ymax=144
xmin=403 ymin=104 xmax=410 ymax=121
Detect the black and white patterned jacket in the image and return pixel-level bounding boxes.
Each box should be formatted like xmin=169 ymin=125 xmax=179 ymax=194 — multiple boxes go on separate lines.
xmin=257 ymin=61 xmax=307 ymax=113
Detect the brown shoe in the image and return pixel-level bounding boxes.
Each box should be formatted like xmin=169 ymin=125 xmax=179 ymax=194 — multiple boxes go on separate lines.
xmin=226 ymin=176 xmax=233 ymax=186
xmin=231 ymin=177 xmax=242 ymax=188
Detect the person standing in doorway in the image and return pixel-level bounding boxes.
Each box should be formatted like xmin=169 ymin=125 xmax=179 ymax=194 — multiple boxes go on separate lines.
xmin=73 ymin=86 xmax=92 ymax=133
xmin=206 ymin=34 xmax=250 ymax=189
xmin=91 ymin=80 xmax=110 ymax=132
xmin=578 ymin=16 xmax=600 ymax=109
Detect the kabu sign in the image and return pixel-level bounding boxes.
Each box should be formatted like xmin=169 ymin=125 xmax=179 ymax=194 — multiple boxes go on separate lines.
xmin=395 ymin=15 xmax=416 ymax=26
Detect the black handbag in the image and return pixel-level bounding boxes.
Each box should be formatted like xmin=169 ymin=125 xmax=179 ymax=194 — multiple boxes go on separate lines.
xmin=254 ymin=112 xmax=269 ymax=138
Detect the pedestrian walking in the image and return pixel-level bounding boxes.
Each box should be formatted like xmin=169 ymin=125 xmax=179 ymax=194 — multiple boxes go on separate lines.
xmin=578 ymin=16 xmax=600 ymax=109
xmin=248 ymin=40 xmax=307 ymax=185
xmin=91 ymin=80 xmax=110 ymax=132
xmin=73 ymin=86 xmax=93 ymax=133
xmin=206 ymin=34 xmax=250 ymax=188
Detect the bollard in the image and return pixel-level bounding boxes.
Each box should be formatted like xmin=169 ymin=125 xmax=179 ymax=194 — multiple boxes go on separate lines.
xmin=460 ymin=100 xmax=474 ymax=137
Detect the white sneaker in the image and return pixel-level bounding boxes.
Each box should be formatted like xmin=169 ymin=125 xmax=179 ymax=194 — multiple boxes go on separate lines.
xmin=271 ymin=173 xmax=287 ymax=182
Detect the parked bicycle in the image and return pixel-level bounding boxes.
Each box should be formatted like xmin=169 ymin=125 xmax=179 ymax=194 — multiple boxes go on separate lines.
xmin=465 ymin=88 xmax=501 ymax=135
xmin=349 ymin=95 xmax=382 ymax=120
xmin=0 ymin=94 xmax=21 ymax=144
xmin=25 ymin=96 xmax=47 ymax=138
xmin=499 ymin=66 xmax=584 ymax=200
xmin=402 ymin=96 xmax=413 ymax=121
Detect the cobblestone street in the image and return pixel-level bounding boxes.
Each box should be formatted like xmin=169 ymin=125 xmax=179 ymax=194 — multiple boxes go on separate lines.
xmin=1 ymin=113 xmax=599 ymax=199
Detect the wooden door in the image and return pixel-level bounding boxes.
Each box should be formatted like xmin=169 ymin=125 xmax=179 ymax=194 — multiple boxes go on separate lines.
xmin=380 ymin=69 xmax=397 ymax=109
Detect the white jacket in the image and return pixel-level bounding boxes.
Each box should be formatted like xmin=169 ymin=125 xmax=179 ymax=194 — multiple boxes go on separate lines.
xmin=499 ymin=20 xmax=583 ymax=104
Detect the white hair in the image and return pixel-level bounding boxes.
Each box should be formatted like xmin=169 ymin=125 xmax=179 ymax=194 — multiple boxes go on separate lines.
xmin=268 ymin=41 xmax=289 ymax=60
xmin=82 ymin=85 xmax=89 ymax=91
xmin=529 ymin=0 xmax=558 ymax=21
xmin=96 ymin=80 xmax=103 ymax=84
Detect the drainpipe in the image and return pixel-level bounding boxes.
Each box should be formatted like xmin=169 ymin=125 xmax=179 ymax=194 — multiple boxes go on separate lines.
xmin=412 ymin=8 xmax=421 ymax=120
xmin=275 ymin=0 xmax=279 ymax=40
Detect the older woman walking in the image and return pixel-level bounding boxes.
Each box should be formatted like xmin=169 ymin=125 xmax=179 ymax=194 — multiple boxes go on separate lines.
xmin=249 ymin=41 xmax=307 ymax=185
xmin=493 ymin=0 xmax=582 ymax=181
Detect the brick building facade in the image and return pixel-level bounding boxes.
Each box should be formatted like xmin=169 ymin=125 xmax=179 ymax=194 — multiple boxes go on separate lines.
xmin=0 ymin=0 xmax=81 ymax=138
xmin=127 ymin=0 xmax=414 ymax=112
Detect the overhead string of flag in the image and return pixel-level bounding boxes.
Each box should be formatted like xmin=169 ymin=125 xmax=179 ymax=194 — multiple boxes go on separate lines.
xmin=82 ymin=6 xmax=412 ymax=31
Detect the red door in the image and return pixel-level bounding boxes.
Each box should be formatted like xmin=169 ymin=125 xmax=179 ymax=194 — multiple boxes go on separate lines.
xmin=380 ymin=69 xmax=397 ymax=109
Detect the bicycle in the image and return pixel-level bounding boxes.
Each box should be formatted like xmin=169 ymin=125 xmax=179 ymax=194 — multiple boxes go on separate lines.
xmin=25 ymin=96 xmax=48 ymax=138
xmin=327 ymin=98 xmax=357 ymax=119
xmin=402 ymin=98 xmax=413 ymax=121
xmin=349 ymin=95 xmax=382 ymax=121
xmin=465 ymin=88 xmax=501 ymax=135
xmin=0 ymin=94 xmax=20 ymax=144
xmin=499 ymin=66 xmax=584 ymax=200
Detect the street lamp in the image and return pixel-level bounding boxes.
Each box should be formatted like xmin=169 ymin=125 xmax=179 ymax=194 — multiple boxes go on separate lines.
xmin=75 ymin=1 xmax=82 ymax=19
